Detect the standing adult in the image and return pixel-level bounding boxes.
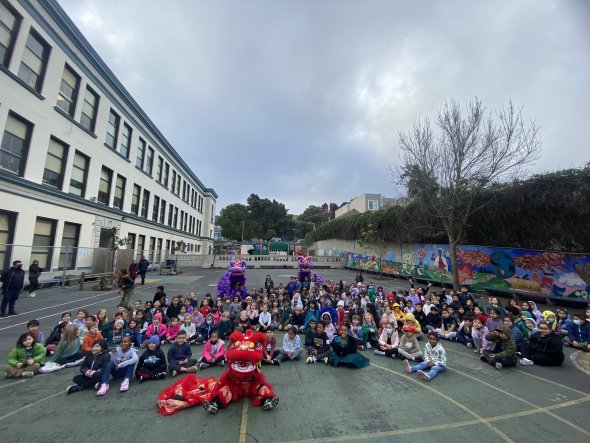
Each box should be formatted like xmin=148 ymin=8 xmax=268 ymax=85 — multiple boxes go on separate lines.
xmin=138 ymin=256 xmax=150 ymax=285
xmin=28 ymin=259 xmax=42 ymax=298
xmin=1 ymin=260 xmax=26 ymax=316
xmin=116 ymin=269 xmax=135 ymax=310
xmin=128 ymin=260 xmax=139 ymax=282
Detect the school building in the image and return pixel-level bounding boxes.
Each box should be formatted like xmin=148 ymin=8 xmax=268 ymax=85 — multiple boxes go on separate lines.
xmin=0 ymin=0 xmax=217 ymax=272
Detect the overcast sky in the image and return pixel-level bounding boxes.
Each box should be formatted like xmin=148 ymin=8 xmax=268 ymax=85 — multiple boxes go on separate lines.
xmin=59 ymin=0 xmax=590 ymax=214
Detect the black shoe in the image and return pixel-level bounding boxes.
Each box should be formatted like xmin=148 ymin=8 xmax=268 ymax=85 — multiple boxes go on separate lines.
xmin=263 ymin=397 xmax=279 ymax=411
xmin=8 ymin=311 xmax=17 ymax=316
xmin=139 ymin=376 xmax=144 ymax=384
xmin=204 ymin=400 xmax=219 ymax=415
xmin=0 ymin=313 xmax=6 ymax=318
xmin=66 ymin=384 xmax=81 ymax=394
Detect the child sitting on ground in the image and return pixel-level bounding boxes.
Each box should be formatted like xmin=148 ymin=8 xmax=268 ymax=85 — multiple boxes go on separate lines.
xmin=481 ymin=325 xmax=518 ymax=370
xmin=167 ymin=331 xmax=197 ymax=376
xmin=82 ymin=322 xmax=104 ymax=353
xmin=327 ymin=325 xmax=370 ymax=368
xmin=66 ymin=339 xmax=110 ymax=393
xmin=135 ymin=335 xmax=167 ymax=382
xmin=45 ymin=321 xmax=67 ymax=356
xmin=258 ymin=303 xmax=272 ymax=332
xmin=375 ymin=322 xmax=399 ymax=358
xmin=199 ymin=313 xmax=217 ymax=343
xmin=180 ymin=314 xmax=198 ymax=344
xmin=471 ymin=317 xmax=490 ymax=354
xmin=398 ymin=325 xmax=423 ymax=361
xmin=27 ymin=319 xmax=45 ymax=345
xmin=403 ymin=331 xmax=446 ymax=381
xmin=52 ymin=324 xmax=84 ymax=366
xmin=217 ymin=311 xmax=234 ymax=340
xmin=235 ymin=310 xmax=252 ymax=333
xmin=107 ymin=319 xmax=128 ymax=351
xmin=277 ymin=326 xmax=302 ymax=362
xmin=198 ymin=331 xmax=226 ymax=369
xmin=165 ymin=317 xmax=181 ymax=343
xmin=455 ymin=314 xmax=475 ymax=348
xmin=321 ymin=312 xmax=336 ymax=341
xmin=306 ymin=321 xmax=331 ymax=364
xmin=304 ymin=318 xmax=318 ymax=347
xmin=6 ymin=332 xmax=45 ymax=378
xmin=262 ymin=327 xmax=280 ymax=366
xmin=144 ymin=313 xmax=167 ymax=346
xmin=96 ymin=336 xmax=138 ymax=396
xmin=349 ymin=314 xmax=365 ymax=349
xmin=436 ymin=309 xmax=458 ymax=341
xmin=291 ymin=306 xmax=306 ymax=333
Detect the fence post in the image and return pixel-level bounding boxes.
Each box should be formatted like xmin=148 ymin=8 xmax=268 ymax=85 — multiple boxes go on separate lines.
xmin=79 ymin=272 xmax=85 ymax=291
xmin=61 ymin=247 xmax=69 ymax=287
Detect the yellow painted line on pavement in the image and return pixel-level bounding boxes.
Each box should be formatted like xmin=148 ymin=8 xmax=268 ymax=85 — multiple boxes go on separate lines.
xmin=239 ymin=399 xmax=249 ymax=443
xmin=447 ymin=366 xmax=590 ymax=437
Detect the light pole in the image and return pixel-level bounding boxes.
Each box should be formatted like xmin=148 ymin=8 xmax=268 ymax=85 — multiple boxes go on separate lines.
xmin=241 ymin=221 xmax=245 ymax=242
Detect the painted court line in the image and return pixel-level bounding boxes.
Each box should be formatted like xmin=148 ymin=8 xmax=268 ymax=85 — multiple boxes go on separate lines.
xmin=274 ymin=396 xmax=590 ymax=443
xmin=370 ymin=363 xmax=515 ymax=443
xmin=445 ymin=346 xmax=589 ymax=395
xmin=239 ymin=399 xmax=249 ymax=443
xmin=0 ymin=391 xmax=62 ymax=422
xmin=446 ymin=366 xmax=590 ymax=438
xmin=0 ymin=379 xmax=27 ymax=390
xmin=570 ymin=351 xmax=590 ymax=376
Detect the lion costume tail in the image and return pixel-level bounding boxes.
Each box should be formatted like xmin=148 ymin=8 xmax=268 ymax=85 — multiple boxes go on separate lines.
xmin=157 ymin=374 xmax=221 ymax=416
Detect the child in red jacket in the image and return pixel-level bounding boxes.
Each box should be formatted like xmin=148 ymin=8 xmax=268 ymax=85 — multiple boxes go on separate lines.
xmin=198 ymin=331 xmax=225 ymax=369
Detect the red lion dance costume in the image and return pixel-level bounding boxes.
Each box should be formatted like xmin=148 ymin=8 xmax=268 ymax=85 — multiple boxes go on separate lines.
xmin=157 ymin=329 xmax=278 ymax=416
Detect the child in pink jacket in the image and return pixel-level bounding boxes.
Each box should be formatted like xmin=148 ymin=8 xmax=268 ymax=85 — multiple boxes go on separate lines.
xmin=198 ymin=331 xmax=225 ymax=369
xmin=143 ymin=313 xmax=167 ymax=347
xmin=165 ymin=317 xmax=181 ymax=343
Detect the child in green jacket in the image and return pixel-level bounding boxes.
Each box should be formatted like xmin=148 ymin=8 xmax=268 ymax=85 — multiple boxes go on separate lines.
xmin=6 ymin=332 xmax=45 ymax=378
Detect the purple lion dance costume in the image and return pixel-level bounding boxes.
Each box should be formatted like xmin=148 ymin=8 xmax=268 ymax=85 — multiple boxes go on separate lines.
xmin=297 ymin=255 xmax=324 ymax=287
xmin=217 ymin=258 xmax=248 ymax=302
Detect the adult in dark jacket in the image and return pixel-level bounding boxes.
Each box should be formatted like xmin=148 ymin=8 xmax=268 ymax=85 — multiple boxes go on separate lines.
xmin=28 ymin=259 xmax=42 ymax=298
xmin=1 ymin=260 xmax=26 ymax=316
xmin=128 ymin=260 xmax=139 ymax=282
xmin=116 ymin=269 xmax=135 ymax=309
xmin=138 ymin=256 xmax=150 ymax=285
xmin=520 ymin=321 xmax=565 ymax=367
xmin=66 ymin=339 xmax=110 ymax=393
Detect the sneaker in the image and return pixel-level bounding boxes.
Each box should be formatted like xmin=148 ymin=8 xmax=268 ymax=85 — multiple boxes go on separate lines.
xmin=366 ymin=342 xmax=372 ymax=349
xmin=120 ymin=379 xmax=129 ymax=392
xmin=306 ymin=357 xmax=313 ymax=364
xmin=198 ymin=362 xmax=208 ymax=370
xmin=94 ymin=382 xmax=101 ymax=391
xmin=414 ymin=357 xmax=424 ymax=363
xmin=21 ymin=371 xmax=34 ymax=378
xmin=474 ymin=348 xmax=480 ymax=353
xmin=204 ymin=400 xmax=219 ymax=415
xmin=8 ymin=311 xmax=17 ymax=316
xmin=374 ymin=350 xmax=386 ymax=356
xmin=171 ymin=370 xmax=177 ymax=377
xmin=0 ymin=313 xmax=7 ymax=317
xmin=403 ymin=359 xmax=412 ymax=374
xmin=323 ymin=357 xmax=329 ymax=365
xmin=272 ymin=359 xmax=281 ymax=366
xmin=139 ymin=376 xmax=145 ymax=384
xmin=66 ymin=384 xmax=80 ymax=394
xmin=519 ymin=358 xmax=534 ymax=366
xmin=96 ymin=383 xmax=109 ymax=396
xmin=263 ymin=397 xmax=279 ymax=411
xmin=312 ymin=356 xmax=317 ymax=364
xmin=220 ymin=360 xmax=225 ymax=367
xmin=416 ymin=370 xmax=431 ymax=382
xmin=466 ymin=343 xmax=473 ymax=348
xmin=480 ymin=355 xmax=487 ymax=362
xmin=495 ymin=362 xmax=503 ymax=370
xmin=65 ymin=357 xmax=85 ymax=368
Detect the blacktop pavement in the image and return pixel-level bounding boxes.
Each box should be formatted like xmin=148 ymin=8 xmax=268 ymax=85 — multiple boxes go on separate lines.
xmin=0 ymin=267 xmax=588 ymax=443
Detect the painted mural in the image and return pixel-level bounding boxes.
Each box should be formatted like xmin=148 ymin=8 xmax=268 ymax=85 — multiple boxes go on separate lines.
xmin=345 ymin=243 xmax=590 ymax=301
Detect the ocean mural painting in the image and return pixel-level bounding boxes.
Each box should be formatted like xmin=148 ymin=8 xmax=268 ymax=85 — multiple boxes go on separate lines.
xmin=346 ymin=244 xmax=590 ymax=301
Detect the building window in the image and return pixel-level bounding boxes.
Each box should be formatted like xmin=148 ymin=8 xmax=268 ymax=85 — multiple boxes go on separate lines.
xmin=137 ymin=234 xmax=145 ymax=260
xmin=176 ymin=175 xmax=181 ymax=195
xmin=17 ymin=29 xmax=49 ymax=92
xmin=141 ymin=189 xmax=150 ymax=218
xmin=168 ymin=203 xmax=173 ymax=226
xmin=97 ymin=166 xmax=112 ymax=205
xmin=0 ymin=209 xmax=16 ymax=270
xmin=79 ymin=86 xmax=99 ymax=132
xmin=159 ymin=199 xmax=166 ymax=224
xmin=171 ymin=170 xmax=176 ymax=193
xmin=152 ymin=195 xmax=160 ymax=222
xmin=0 ymin=0 xmax=21 ymax=68
xmin=163 ymin=163 xmax=169 ymax=187
xmin=32 ymin=217 xmax=56 ymax=269
xmin=0 ymin=112 xmax=32 ymax=176
xmin=131 ymin=184 xmax=140 ymax=215
xmin=145 ymin=146 xmax=154 ymax=175
xmin=136 ymin=137 xmax=145 ymax=169
xmin=119 ymin=123 xmax=131 ymax=158
xmin=367 ymin=200 xmax=379 ymax=211
xmin=69 ymin=150 xmax=88 ymax=197
xmin=56 ymin=64 xmax=80 ymax=116
xmin=113 ymin=174 xmax=126 ymax=210
xmin=127 ymin=233 xmax=136 ymax=251
xmin=42 ymin=137 xmax=68 ymax=189
xmin=156 ymin=238 xmax=162 ymax=264
xmin=105 ymin=109 xmax=119 ymax=149
xmin=59 ymin=222 xmax=80 ymax=270
xmin=173 ymin=207 xmax=178 ymax=228
xmin=149 ymin=236 xmax=155 ymax=264
xmin=156 ymin=156 xmax=163 ymax=182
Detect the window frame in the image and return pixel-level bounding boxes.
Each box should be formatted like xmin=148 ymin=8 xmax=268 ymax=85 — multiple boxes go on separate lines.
xmin=0 ymin=111 xmax=33 ymax=176
xmin=97 ymin=166 xmax=113 ymax=205
xmin=42 ymin=136 xmax=68 ymax=189
xmin=105 ymin=109 xmax=120 ymax=149
xmin=136 ymin=137 xmax=146 ymax=169
xmin=56 ymin=63 xmax=80 ymax=116
xmin=119 ymin=122 xmax=132 ymax=159
xmin=79 ymin=85 xmax=99 ymax=132
xmin=17 ymin=28 xmax=50 ymax=93
xmin=131 ymin=184 xmax=141 ymax=215
xmin=113 ymin=174 xmax=126 ymax=210
xmin=141 ymin=189 xmax=150 ymax=218
xmin=68 ymin=150 xmax=89 ymax=198
xmin=0 ymin=0 xmax=22 ymax=68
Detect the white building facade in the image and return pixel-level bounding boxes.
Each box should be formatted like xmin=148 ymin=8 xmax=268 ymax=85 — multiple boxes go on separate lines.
xmin=0 ymin=0 xmax=217 ymax=271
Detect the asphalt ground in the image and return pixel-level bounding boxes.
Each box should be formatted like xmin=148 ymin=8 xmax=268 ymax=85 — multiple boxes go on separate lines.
xmin=0 ymin=268 xmax=588 ymax=443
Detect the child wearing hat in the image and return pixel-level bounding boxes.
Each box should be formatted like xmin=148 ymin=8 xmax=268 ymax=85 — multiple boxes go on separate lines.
xmin=398 ymin=325 xmax=423 ymax=361
xmin=135 ymin=335 xmax=167 ymax=382
xmin=66 ymin=339 xmax=110 ymax=393
xmin=481 ymin=325 xmax=518 ymax=370
xmin=403 ymin=331 xmax=446 ymax=381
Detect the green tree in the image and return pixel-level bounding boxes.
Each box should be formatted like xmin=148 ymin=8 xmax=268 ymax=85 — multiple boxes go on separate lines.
xmin=218 ymin=203 xmax=254 ymax=241
xmin=247 ymin=194 xmax=293 ymax=240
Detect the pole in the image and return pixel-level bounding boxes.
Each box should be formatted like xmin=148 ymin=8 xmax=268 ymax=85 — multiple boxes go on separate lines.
xmin=241 ymin=221 xmax=244 ymax=242
xmin=61 ymin=247 xmax=69 ymax=287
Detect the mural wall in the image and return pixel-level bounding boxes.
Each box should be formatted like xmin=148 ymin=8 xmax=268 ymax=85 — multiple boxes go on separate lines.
xmin=344 ymin=243 xmax=590 ymax=301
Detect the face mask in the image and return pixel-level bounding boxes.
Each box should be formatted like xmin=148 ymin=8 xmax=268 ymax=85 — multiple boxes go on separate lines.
xmin=573 ymin=320 xmax=581 ymax=326
xmin=547 ymin=318 xmax=555 ymax=323
xmin=386 ymin=328 xmax=393 ymax=335
xmin=206 ymin=319 xmax=212 ymax=324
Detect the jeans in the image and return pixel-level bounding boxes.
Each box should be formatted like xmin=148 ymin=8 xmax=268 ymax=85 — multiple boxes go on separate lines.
xmin=410 ymin=361 xmax=445 ymax=379
xmin=102 ymin=362 xmax=135 ymax=383
xmin=1 ymin=289 xmax=20 ymax=314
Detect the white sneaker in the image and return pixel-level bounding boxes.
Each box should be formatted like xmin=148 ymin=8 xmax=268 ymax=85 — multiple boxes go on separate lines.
xmin=519 ymin=358 xmax=534 ymax=366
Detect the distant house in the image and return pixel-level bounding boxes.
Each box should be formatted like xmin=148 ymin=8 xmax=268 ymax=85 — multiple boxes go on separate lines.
xmin=334 ymin=193 xmax=408 ymax=218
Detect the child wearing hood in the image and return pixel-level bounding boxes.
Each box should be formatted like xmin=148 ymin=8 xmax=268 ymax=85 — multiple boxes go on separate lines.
xmin=144 ymin=314 xmax=167 ymax=347
xmin=398 ymin=325 xmax=422 ymax=361
xmin=199 ymin=313 xmax=217 ymax=343
xmin=556 ymin=308 xmax=571 ymax=337
xmin=321 ymin=312 xmax=337 ymax=340
xmin=306 ymin=321 xmax=331 ymax=364
xmin=481 ymin=325 xmax=517 ymax=370
xmin=403 ymin=331 xmax=446 ymax=382
xmin=391 ymin=303 xmax=405 ymax=327
xmin=135 ymin=335 xmax=167 ymax=382
xmin=198 ymin=330 xmax=225 ymax=369
xmin=542 ymin=310 xmax=558 ymax=332
xmin=375 ymin=322 xmax=399 ymax=357
xmin=471 ymin=317 xmax=490 ymax=354
xmin=403 ymin=313 xmax=423 ymax=340
xmin=67 ymin=339 xmax=110 ymax=393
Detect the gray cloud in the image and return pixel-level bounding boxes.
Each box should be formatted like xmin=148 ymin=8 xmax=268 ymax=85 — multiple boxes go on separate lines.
xmin=59 ymin=0 xmax=590 ymax=213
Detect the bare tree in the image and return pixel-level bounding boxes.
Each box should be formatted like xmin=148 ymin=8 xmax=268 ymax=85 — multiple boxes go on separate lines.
xmin=395 ymin=97 xmax=542 ymax=289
